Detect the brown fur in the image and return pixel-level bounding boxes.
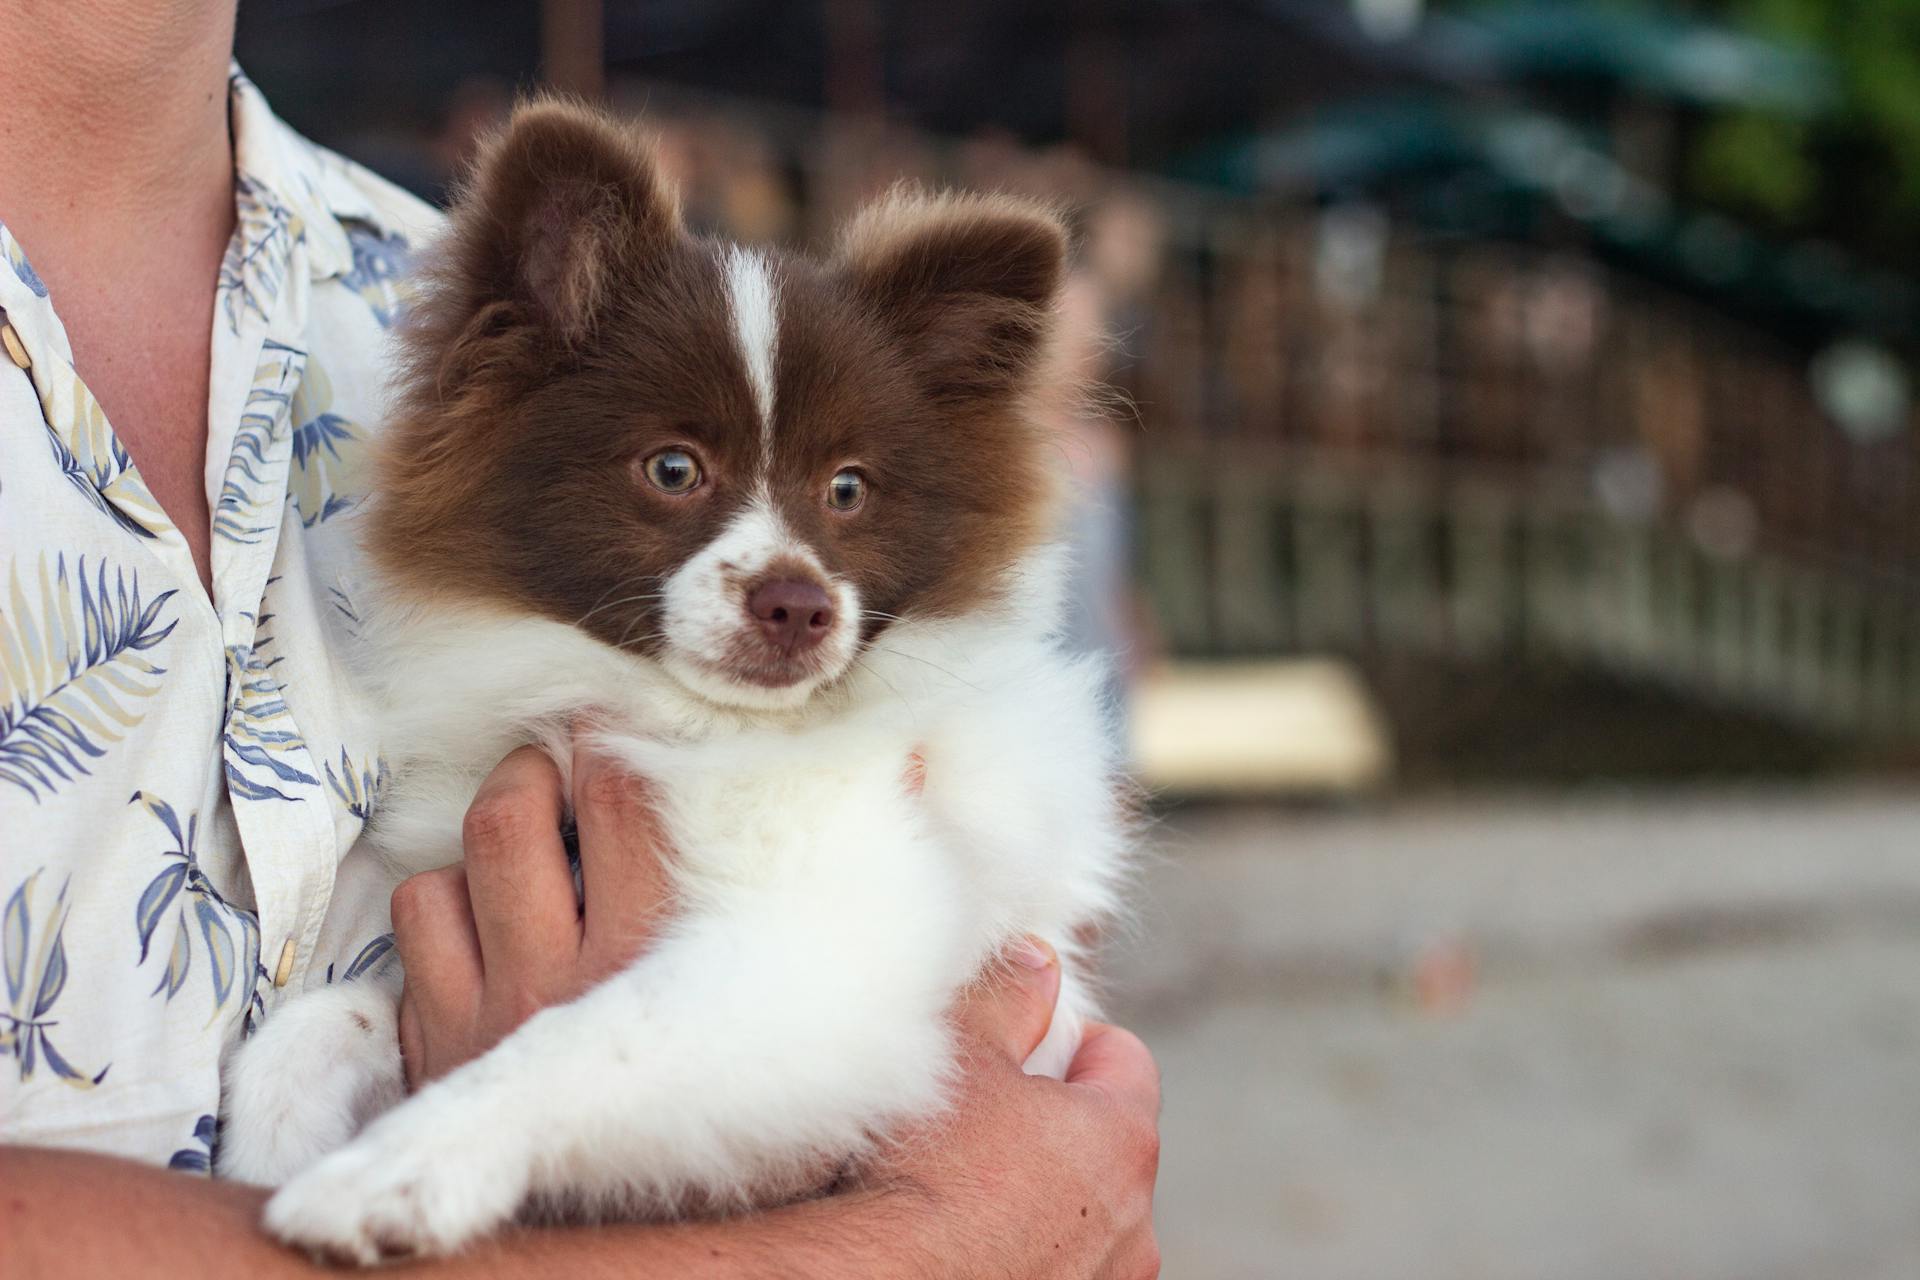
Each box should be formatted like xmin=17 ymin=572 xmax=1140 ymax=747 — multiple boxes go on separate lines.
xmin=367 ymin=98 xmax=1069 ymax=664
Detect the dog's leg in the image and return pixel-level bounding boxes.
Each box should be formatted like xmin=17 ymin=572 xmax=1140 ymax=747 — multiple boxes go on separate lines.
xmin=217 ymin=971 xmax=405 ymax=1186
xmin=260 ymin=869 xmax=970 ymax=1264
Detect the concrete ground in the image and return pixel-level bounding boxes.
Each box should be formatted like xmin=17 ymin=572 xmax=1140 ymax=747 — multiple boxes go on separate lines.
xmin=1104 ymin=791 xmax=1920 ymax=1280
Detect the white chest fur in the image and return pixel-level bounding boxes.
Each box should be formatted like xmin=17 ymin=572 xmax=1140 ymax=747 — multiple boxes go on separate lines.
xmin=220 ymin=581 xmax=1126 ymax=1262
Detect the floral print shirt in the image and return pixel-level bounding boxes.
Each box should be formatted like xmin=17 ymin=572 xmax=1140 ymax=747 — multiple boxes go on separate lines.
xmin=0 ymin=67 xmax=440 ymax=1170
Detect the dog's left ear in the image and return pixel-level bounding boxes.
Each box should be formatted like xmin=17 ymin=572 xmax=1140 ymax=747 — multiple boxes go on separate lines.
xmin=442 ymin=97 xmax=680 ymax=350
xmin=837 ymin=189 xmax=1067 ymax=404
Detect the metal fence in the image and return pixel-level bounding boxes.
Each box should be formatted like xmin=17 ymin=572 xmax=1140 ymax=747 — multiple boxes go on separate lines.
xmin=1128 ymin=206 xmax=1920 ymax=738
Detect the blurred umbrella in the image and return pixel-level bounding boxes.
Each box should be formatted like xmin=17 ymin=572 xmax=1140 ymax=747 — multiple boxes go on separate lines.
xmin=1427 ymin=2 xmax=1838 ymax=117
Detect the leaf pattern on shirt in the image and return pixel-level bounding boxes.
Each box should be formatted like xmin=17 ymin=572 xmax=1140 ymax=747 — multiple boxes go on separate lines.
xmin=215 ymin=339 xmax=306 ymax=546
xmin=167 ymin=1113 xmax=220 ymax=1174
xmin=223 ymin=606 xmax=320 ymax=805
xmin=325 ymin=748 xmax=390 ymax=823
xmin=219 ymin=173 xmax=299 ymax=336
xmin=341 ymin=223 xmax=415 ymax=328
xmin=0 ymin=554 xmax=178 ymax=801
xmin=131 ymin=792 xmax=267 ymax=1029
xmin=0 ymin=222 xmax=48 ymax=297
xmin=2 ymin=66 xmax=444 ymax=1165
xmin=35 ymin=361 xmax=166 ymax=540
xmin=2 ymin=868 xmax=109 ymax=1086
xmin=288 ymin=358 xmax=368 ymax=527
xmin=326 ymin=932 xmax=396 ymax=986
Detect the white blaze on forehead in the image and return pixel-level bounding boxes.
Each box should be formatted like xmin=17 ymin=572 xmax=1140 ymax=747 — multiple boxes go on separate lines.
xmin=723 ymin=247 xmax=779 ymax=464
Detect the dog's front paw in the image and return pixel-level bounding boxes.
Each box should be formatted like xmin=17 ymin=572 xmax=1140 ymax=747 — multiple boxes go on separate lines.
xmin=263 ymin=1112 xmax=527 ymax=1264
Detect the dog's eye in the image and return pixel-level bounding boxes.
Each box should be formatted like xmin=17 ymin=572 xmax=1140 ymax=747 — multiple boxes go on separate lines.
xmin=642 ymin=449 xmax=702 ymax=495
xmin=826 ymin=469 xmax=866 ymax=512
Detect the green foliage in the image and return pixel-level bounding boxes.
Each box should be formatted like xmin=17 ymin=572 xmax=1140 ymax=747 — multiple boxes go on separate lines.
xmin=1693 ymin=0 xmax=1920 ymax=265
xmin=1692 ymin=112 xmax=1815 ymax=219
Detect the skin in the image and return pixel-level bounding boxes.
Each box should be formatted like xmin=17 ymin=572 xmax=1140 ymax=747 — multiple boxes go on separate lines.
xmin=0 ymin=1 xmax=1163 ymax=1273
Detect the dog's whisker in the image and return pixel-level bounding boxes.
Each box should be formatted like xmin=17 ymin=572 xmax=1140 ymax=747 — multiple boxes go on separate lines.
xmin=575 ymin=577 xmax=668 ymax=628
xmin=863 ymin=645 xmax=985 ymax=692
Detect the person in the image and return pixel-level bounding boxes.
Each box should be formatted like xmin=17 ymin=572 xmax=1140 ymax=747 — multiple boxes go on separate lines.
xmin=0 ymin=3 xmax=1162 ymax=1275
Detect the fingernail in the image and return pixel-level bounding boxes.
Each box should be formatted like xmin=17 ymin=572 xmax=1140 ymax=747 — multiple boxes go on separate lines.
xmin=1011 ymin=937 xmax=1056 ymax=971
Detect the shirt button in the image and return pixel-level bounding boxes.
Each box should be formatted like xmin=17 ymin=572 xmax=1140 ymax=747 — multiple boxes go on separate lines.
xmin=1 ymin=322 xmax=28 ymax=369
xmin=273 ymin=938 xmax=297 ymax=988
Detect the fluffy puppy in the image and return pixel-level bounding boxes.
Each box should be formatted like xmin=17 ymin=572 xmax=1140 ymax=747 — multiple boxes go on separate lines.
xmin=218 ymin=99 xmax=1128 ymax=1263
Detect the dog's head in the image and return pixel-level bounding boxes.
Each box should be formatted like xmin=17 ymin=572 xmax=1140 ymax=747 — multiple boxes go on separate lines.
xmin=370 ymin=100 xmax=1070 ymax=711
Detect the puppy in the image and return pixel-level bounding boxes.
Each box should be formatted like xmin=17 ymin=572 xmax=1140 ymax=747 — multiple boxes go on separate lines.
xmin=217 ymin=100 xmax=1129 ymax=1262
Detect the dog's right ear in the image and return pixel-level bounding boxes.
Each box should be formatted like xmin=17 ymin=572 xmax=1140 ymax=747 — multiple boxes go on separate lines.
xmin=439 ymin=98 xmax=679 ymax=351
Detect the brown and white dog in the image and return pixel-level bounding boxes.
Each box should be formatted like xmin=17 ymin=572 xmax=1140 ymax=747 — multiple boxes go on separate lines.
xmin=217 ymin=100 xmax=1128 ymax=1262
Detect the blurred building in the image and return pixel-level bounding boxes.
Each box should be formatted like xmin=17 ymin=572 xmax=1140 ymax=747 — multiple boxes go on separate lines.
xmin=239 ymin=0 xmax=1920 ymax=777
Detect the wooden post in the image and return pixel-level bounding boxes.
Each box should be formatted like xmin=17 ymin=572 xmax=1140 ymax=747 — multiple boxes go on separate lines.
xmin=1137 ymin=453 xmax=1215 ymax=655
xmin=1293 ymin=482 xmax=1367 ymax=652
xmin=1370 ymin=480 xmax=1440 ymax=652
xmin=1213 ymin=464 xmax=1288 ymax=652
xmin=824 ymin=0 xmax=885 ymax=116
xmin=542 ymin=0 xmax=605 ymax=100
xmin=1446 ymin=485 xmax=1513 ymax=660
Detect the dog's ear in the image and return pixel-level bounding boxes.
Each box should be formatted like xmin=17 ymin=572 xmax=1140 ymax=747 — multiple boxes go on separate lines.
xmin=442 ymin=97 xmax=679 ymax=348
xmin=837 ymin=188 xmax=1067 ymax=404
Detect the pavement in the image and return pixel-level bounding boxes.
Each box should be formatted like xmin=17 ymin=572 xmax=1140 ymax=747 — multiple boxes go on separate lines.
xmin=1103 ymin=790 xmax=1920 ymax=1280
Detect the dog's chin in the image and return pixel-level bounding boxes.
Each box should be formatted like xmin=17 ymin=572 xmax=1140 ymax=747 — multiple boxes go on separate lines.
xmin=659 ymin=648 xmax=847 ymax=714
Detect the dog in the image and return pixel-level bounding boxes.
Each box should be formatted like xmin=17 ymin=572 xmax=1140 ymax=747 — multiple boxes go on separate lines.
xmin=216 ymin=99 xmax=1129 ymax=1263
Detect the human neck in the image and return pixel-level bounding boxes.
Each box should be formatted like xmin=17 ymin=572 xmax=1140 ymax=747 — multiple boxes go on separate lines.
xmin=0 ymin=0 xmax=235 ymax=266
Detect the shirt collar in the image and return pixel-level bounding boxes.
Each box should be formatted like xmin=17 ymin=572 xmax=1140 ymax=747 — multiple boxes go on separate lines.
xmin=228 ymin=63 xmax=391 ymax=284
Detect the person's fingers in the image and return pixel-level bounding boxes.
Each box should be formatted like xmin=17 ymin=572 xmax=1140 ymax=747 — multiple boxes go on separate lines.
xmin=571 ymin=743 xmax=673 ymax=963
xmin=1064 ymin=1021 xmax=1162 ymax=1121
xmin=461 ymin=746 xmax=578 ymax=973
xmin=954 ymin=937 xmax=1061 ymax=1063
xmin=389 ymin=866 xmax=482 ymax=1017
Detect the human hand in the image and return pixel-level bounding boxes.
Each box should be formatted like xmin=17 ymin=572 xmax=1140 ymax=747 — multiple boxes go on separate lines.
xmin=858 ymin=941 xmax=1163 ymax=1279
xmin=389 ymin=742 xmax=673 ymax=1088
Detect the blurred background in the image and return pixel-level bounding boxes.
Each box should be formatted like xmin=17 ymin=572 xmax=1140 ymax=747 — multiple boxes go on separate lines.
xmin=240 ymin=1 xmax=1920 ymax=1274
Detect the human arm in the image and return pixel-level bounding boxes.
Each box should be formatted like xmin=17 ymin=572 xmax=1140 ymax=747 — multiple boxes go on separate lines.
xmin=6 ymin=745 xmax=1159 ymax=1278
xmin=2 ymin=955 xmax=1158 ymax=1279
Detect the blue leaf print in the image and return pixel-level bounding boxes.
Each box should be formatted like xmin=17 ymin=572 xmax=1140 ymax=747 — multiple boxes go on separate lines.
xmin=43 ymin=426 xmax=159 ymax=541
xmin=219 ymin=175 xmax=297 ymax=334
xmin=131 ymin=794 xmax=266 ymax=1021
xmin=168 ymin=1113 xmax=219 ymax=1173
xmin=32 ymin=928 xmax=66 ymax=1018
xmin=287 ymin=359 xmax=369 ymax=528
xmin=143 ymin=794 xmax=186 ymax=846
xmin=2 ymin=870 xmax=107 ymax=1086
xmin=153 ymin=926 xmax=190 ymax=1001
xmin=33 ymin=361 xmax=167 ymax=539
xmin=2 ymin=877 xmax=26 ymax=1006
xmin=227 ymin=739 xmax=319 ymax=785
xmin=0 ymin=555 xmax=176 ymax=801
xmin=36 ymin=1032 xmax=103 ymax=1086
xmin=325 ymin=749 xmax=390 ymax=823
xmin=195 ymin=898 xmax=236 ymax=1013
xmin=341 ymin=223 xmax=414 ymax=328
xmin=339 ymin=933 xmax=395 ymax=984
xmin=223 ymin=606 xmax=318 ymax=804
xmin=1 ymin=223 xmax=48 ymax=296
xmin=134 ymin=862 xmax=186 ymax=962
xmin=214 ymin=339 xmax=305 ymax=546
xmin=290 ymin=412 xmax=353 ymax=471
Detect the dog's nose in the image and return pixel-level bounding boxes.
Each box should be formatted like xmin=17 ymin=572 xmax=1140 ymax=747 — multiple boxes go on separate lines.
xmin=747 ymin=579 xmax=834 ymax=654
